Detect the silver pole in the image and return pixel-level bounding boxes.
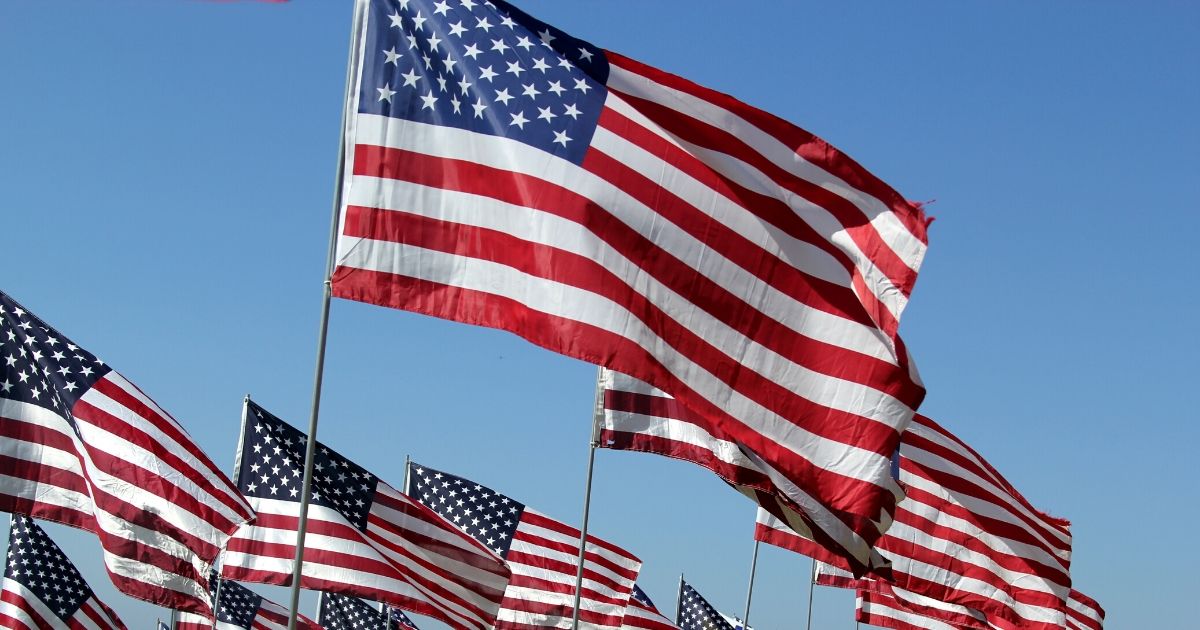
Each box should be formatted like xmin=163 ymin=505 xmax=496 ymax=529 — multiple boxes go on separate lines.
xmin=675 ymin=573 xmax=685 ymax=625
xmin=569 ymin=373 xmax=605 ymax=630
xmin=284 ymin=2 xmax=362 ymax=628
xmin=741 ymin=539 xmax=760 ymax=630
xmin=169 ymin=609 xmax=177 ymax=630
xmin=805 ymin=559 xmax=816 ymax=630
xmin=403 ymin=455 xmax=412 ymax=494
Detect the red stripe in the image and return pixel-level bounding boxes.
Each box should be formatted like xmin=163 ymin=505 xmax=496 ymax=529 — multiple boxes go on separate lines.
xmin=504 ymin=552 xmax=628 ymax=607
xmin=516 ymin=512 xmax=639 ymax=569
xmin=497 ymin=594 xmax=626 ymax=628
xmin=0 ymin=415 xmax=77 ymax=453
xmin=0 ymin=589 xmax=52 ymax=630
xmin=332 ymin=266 xmax=892 ymax=564
xmin=606 ymin=52 xmax=930 ymax=249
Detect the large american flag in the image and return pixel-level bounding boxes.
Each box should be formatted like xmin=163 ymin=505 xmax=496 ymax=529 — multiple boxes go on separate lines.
xmin=175 ymin=575 xmax=321 ymax=630
xmin=330 ymin=0 xmax=930 ymax=570
xmin=221 ymin=400 xmax=510 ymax=630
xmin=407 ymin=461 xmax=642 ymax=630
xmin=598 ymin=368 xmax=889 ymax=573
xmin=0 ymin=515 xmax=126 ymax=630
xmin=617 ymin=586 xmax=675 ymax=630
xmin=774 ymin=414 xmax=1076 ymax=630
xmin=0 ymin=291 xmax=254 ymax=613
xmin=317 ymin=593 xmax=419 ymax=630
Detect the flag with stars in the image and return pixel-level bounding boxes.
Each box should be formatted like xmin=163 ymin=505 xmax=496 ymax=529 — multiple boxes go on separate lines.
xmin=675 ymin=581 xmax=735 ymax=630
xmin=329 ymin=0 xmax=931 ymax=573
xmin=175 ymin=574 xmax=321 ymax=630
xmin=0 ymin=515 xmax=126 ymax=630
xmin=617 ymin=586 xmax=675 ymax=630
xmin=317 ymin=593 xmax=420 ymax=630
xmin=0 ymin=290 xmax=254 ymax=613
xmin=221 ymin=400 xmax=510 ymax=630
xmin=407 ymin=461 xmax=642 ymax=630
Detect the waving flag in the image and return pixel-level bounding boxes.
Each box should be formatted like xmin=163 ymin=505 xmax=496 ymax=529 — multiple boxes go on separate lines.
xmin=855 ymin=589 xmax=972 ymax=630
xmin=318 ymin=593 xmax=419 ymax=630
xmin=0 ymin=291 xmax=253 ymax=612
xmin=1065 ymin=590 xmax=1104 ymax=630
xmin=618 ymin=586 xmax=676 ymax=630
xmin=175 ymin=576 xmax=321 ymax=630
xmin=408 ymin=461 xmax=642 ymax=630
xmin=0 ymin=515 xmax=126 ymax=630
xmin=675 ymin=581 xmax=736 ymax=630
xmin=222 ymin=400 xmax=510 ymax=630
xmin=330 ymin=0 xmax=930 ymax=569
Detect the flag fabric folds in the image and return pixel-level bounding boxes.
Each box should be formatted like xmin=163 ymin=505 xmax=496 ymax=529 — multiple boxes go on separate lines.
xmin=1065 ymin=590 xmax=1104 ymax=630
xmin=318 ymin=593 xmax=419 ymax=630
xmin=856 ymin=589 xmax=967 ymax=630
xmin=329 ymin=0 xmax=930 ymax=569
xmin=175 ymin=575 xmax=321 ymax=630
xmin=0 ymin=291 xmax=254 ymax=613
xmin=0 ymin=515 xmax=126 ymax=630
xmin=221 ymin=400 xmax=510 ymax=630
xmin=766 ymin=415 xmax=1074 ymax=629
xmin=675 ymin=581 xmax=735 ymax=630
xmin=407 ymin=461 xmax=642 ymax=630
xmin=618 ymin=586 xmax=676 ymax=630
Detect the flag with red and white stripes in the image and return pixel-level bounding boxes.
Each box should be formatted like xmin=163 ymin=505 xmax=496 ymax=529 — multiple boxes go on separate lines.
xmin=0 ymin=291 xmax=254 ymax=613
xmin=765 ymin=415 xmax=1074 ymax=629
xmin=331 ymin=0 xmax=930 ymax=570
xmin=856 ymin=588 xmax=974 ymax=630
xmin=1065 ymin=589 xmax=1104 ymax=630
xmin=0 ymin=515 xmax=126 ymax=630
xmin=599 ymin=368 xmax=890 ymax=573
xmin=618 ymin=586 xmax=676 ymax=630
xmin=221 ymin=400 xmax=511 ymax=630
xmin=175 ymin=576 xmax=321 ymax=630
xmin=408 ymin=461 xmax=642 ymax=630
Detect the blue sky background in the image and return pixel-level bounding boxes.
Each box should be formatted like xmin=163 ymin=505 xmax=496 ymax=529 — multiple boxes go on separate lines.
xmin=2 ymin=1 xmax=1197 ymax=628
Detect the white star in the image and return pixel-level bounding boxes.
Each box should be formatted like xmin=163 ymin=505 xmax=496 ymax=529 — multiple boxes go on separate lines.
xmin=509 ymin=111 xmax=529 ymax=129
xmin=537 ymin=105 xmax=556 ymax=122
xmin=376 ymin=84 xmax=397 ymax=102
xmin=401 ymin=68 xmax=421 ymax=87
xmin=421 ymin=52 xmax=433 ymax=69
xmin=383 ymin=47 xmax=402 ymax=65
xmin=411 ymin=11 xmax=427 ymax=31
xmin=459 ymin=0 xmax=476 ymax=8
xmin=521 ymin=82 xmax=540 ymax=99
xmin=0 ymin=381 xmax=10 ymax=394
xmin=432 ymin=0 xmax=451 ymax=16
xmin=493 ymin=88 xmax=514 ymax=106
xmin=557 ymin=57 xmax=573 ymax=70
xmin=500 ymin=14 xmax=516 ymax=29
xmin=573 ymin=78 xmax=591 ymax=93
xmin=442 ymin=56 xmax=457 ymax=73
xmin=463 ymin=43 xmax=482 ymax=59
xmin=472 ymin=99 xmax=488 ymax=118
xmin=537 ymin=28 xmax=555 ymax=45
xmin=515 ymin=36 xmax=534 ymax=51
xmin=505 ymin=60 xmax=524 ymax=76
xmin=457 ymin=77 xmax=472 ymax=94
xmin=546 ymin=80 xmax=566 ymax=97
xmin=479 ymin=65 xmax=498 ymax=82
xmin=475 ymin=16 xmax=492 ymax=32
xmin=420 ymin=90 xmax=439 ymax=110
xmin=436 ymin=74 xmax=448 ymax=92
xmin=563 ymin=103 xmax=582 ymax=119
xmin=490 ymin=38 xmax=510 ymax=54
xmin=406 ymin=34 xmax=419 ymax=50
xmin=450 ymin=95 xmax=462 ymax=114
xmin=426 ymin=34 xmax=442 ymax=51
xmin=448 ymin=21 xmax=467 ymax=37
xmin=578 ymin=47 xmax=594 ymax=62
xmin=531 ymin=57 xmax=550 ymax=73
xmin=553 ymin=130 xmax=572 ymax=146
xmin=388 ymin=12 xmax=404 ymax=28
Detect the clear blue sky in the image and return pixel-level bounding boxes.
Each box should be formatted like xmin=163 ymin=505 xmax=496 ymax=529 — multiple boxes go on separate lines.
xmin=2 ymin=1 xmax=1197 ymax=628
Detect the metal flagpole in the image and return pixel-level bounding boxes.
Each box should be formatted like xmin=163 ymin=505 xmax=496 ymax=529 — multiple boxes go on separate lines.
xmin=403 ymin=455 xmax=412 ymax=494
xmin=284 ymin=2 xmax=365 ymax=629
xmin=568 ymin=366 xmax=606 ymax=630
xmin=804 ymin=559 xmax=816 ymax=630
xmin=675 ymin=573 xmax=685 ymax=625
xmin=169 ymin=609 xmax=177 ymax=630
xmin=740 ymin=538 xmax=760 ymax=630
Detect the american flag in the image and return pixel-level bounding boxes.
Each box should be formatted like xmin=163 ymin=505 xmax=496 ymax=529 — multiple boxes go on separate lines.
xmin=0 ymin=515 xmax=126 ymax=630
xmin=1064 ymin=590 xmax=1104 ymax=630
xmin=329 ymin=0 xmax=930 ymax=570
xmin=675 ymin=581 xmax=736 ymax=630
xmin=407 ymin=461 xmax=642 ymax=630
xmin=0 ymin=291 xmax=254 ymax=613
xmin=175 ymin=575 xmax=321 ymax=630
xmin=317 ymin=593 xmax=419 ymax=630
xmin=617 ymin=586 xmax=675 ymax=630
xmin=598 ymin=368 xmax=889 ymax=573
xmin=221 ymin=400 xmax=510 ymax=630
xmin=773 ymin=414 xmax=1074 ymax=630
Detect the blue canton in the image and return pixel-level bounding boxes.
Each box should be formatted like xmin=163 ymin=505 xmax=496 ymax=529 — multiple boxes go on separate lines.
xmin=236 ymin=400 xmax=379 ymax=530
xmin=389 ymin=605 xmax=419 ymax=630
xmin=0 ymin=291 xmax=111 ymax=428
xmin=359 ymin=0 xmax=608 ymax=165
xmin=631 ymin=584 xmax=656 ymax=610
xmin=3 ymin=515 xmax=93 ymax=620
xmin=319 ymin=593 xmax=421 ymax=630
xmin=678 ymin=582 xmax=735 ymax=630
xmin=406 ymin=461 xmax=524 ymax=557
xmin=212 ymin=577 xmax=263 ymax=630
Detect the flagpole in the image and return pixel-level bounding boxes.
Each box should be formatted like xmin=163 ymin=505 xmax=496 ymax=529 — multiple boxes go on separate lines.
xmin=285 ymin=2 xmax=364 ymax=629
xmin=568 ymin=366 xmax=606 ymax=630
xmin=805 ymin=559 xmax=815 ymax=630
xmin=675 ymin=573 xmax=685 ymax=625
xmin=740 ymin=538 xmax=760 ymax=629
xmin=169 ymin=609 xmax=177 ymax=630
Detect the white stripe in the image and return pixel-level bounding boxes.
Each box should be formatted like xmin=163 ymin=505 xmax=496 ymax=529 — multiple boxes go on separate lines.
xmin=606 ymin=65 xmax=926 ymax=311
xmin=0 ymin=581 xmax=53 ymax=630
xmin=858 ymin=594 xmax=958 ymax=630
xmin=886 ymin=553 xmax=1061 ymax=624
xmin=78 ymin=600 xmax=121 ymax=630
xmin=176 ymin=612 xmax=213 ymax=630
xmin=70 ymin=601 xmax=105 ymax=630
xmin=338 ymin=232 xmax=900 ymax=493
xmin=516 ymin=513 xmax=641 ymax=574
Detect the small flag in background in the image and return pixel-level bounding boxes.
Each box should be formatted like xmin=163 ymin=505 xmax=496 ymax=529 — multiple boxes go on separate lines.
xmin=318 ymin=593 xmax=420 ymax=630
xmin=222 ymin=400 xmax=510 ymax=630
xmin=675 ymin=581 xmax=735 ymax=630
xmin=0 ymin=290 xmax=253 ymax=613
xmin=407 ymin=461 xmax=642 ymax=630
xmin=1 ymin=514 xmax=126 ymax=630
xmin=330 ymin=0 xmax=930 ymax=571
xmin=176 ymin=574 xmax=321 ymax=630
xmin=617 ymin=586 xmax=676 ymax=630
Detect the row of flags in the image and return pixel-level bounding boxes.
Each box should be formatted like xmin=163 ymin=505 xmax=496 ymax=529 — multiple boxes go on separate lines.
xmin=1 ymin=0 xmax=1109 ymax=628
